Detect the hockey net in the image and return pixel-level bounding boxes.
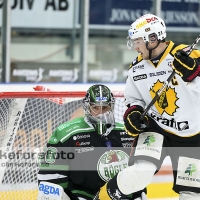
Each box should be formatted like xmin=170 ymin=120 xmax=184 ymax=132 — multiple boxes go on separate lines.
xmin=0 ymin=86 xmax=126 ymax=200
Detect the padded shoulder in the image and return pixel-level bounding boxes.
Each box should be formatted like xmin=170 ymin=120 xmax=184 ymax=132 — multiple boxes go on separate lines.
xmin=48 ymin=117 xmax=94 ymax=144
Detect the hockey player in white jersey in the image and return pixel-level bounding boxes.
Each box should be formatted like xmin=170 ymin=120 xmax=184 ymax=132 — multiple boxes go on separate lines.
xmin=94 ymin=14 xmax=200 ymax=200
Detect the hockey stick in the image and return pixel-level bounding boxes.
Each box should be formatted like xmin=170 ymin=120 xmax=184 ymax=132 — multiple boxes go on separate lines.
xmin=141 ymin=34 xmax=200 ymax=118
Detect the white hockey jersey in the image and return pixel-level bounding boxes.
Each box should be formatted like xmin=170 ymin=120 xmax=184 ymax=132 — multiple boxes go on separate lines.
xmin=125 ymin=41 xmax=200 ymax=137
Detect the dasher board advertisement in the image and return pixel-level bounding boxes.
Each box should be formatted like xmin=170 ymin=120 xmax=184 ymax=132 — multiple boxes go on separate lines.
xmin=10 ymin=62 xmax=127 ymax=83
xmin=89 ymin=0 xmax=200 ymax=31
xmin=0 ymin=0 xmax=76 ymax=29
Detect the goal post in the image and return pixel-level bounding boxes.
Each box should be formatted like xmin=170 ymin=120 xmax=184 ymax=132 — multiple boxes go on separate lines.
xmin=0 ymin=89 xmax=126 ymax=200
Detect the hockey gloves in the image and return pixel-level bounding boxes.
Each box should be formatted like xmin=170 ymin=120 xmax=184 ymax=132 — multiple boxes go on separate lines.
xmin=173 ymin=49 xmax=200 ymax=82
xmin=123 ymin=105 xmax=148 ymax=137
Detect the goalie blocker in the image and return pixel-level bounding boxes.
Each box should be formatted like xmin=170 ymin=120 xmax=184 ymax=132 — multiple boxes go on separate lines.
xmin=37 ymin=181 xmax=70 ymax=200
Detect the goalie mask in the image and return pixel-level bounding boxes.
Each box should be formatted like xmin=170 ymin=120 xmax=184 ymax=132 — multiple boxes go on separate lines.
xmin=83 ymin=84 xmax=115 ymax=135
xmin=127 ymin=13 xmax=166 ymax=50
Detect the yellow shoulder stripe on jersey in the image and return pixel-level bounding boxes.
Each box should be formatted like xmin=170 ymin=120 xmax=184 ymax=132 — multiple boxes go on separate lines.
xmin=138 ymin=54 xmax=143 ymax=61
xmin=129 ymin=54 xmax=143 ymax=70
xmin=157 ymin=41 xmax=175 ymax=66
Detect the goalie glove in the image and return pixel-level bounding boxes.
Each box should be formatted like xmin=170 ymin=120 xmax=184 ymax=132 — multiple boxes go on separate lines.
xmin=37 ymin=181 xmax=70 ymax=200
xmin=172 ymin=49 xmax=200 ymax=82
xmin=123 ymin=105 xmax=149 ymax=137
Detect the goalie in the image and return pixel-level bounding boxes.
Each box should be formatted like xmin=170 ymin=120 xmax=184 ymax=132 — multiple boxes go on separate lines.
xmin=37 ymin=84 xmax=147 ymax=200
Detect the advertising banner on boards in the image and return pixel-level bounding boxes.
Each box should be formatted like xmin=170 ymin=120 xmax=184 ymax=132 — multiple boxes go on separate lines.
xmin=0 ymin=0 xmax=199 ymax=30
xmin=0 ymin=0 xmax=75 ymax=29
xmin=89 ymin=0 xmax=200 ymax=31
xmin=10 ymin=62 xmax=128 ymax=83
xmin=1 ymin=0 xmax=200 ymax=83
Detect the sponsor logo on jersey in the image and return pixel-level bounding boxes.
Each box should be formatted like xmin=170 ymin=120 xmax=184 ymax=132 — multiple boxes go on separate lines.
xmin=149 ymin=71 xmax=167 ymax=77
xmin=168 ymin=61 xmax=173 ymax=67
xmin=75 ymin=141 xmax=90 ymax=146
xmin=122 ymin=143 xmax=132 ymax=148
xmin=44 ymin=147 xmax=57 ymax=164
xmin=133 ymin=74 xmax=147 ymax=81
xmin=150 ymin=112 xmax=189 ymax=131
xmin=39 ymin=182 xmax=60 ymax=196
xmin=166 ymin=58 xmax=174 ymax=61
xmin=150 ymin=80 xmax=179 ymax=115
xmin=121 ymin=137 xmax=134 ymax=141
xmin=132 ymin=64 xmax=145 ymax=72
xmin=73 ymin=134 xmax=90 ymax=140
xmin=120 ymin=131 xmax=127 ymax=135
xmin=75 ymin=147 xmax=94 ymax=153
xmin=97 ymin=150 xmax=129 ymax=182
xmin=58 ymin=120 xmax=82 ymax=131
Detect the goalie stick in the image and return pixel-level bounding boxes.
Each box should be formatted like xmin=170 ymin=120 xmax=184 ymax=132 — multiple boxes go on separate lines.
xmin=141 ymin=34 xmax=200 ymax=118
